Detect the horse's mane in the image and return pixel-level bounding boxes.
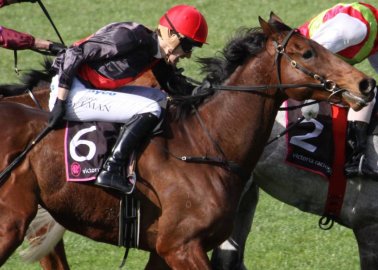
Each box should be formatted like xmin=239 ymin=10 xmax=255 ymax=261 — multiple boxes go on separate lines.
xmin=199 ymin=27 xmax=266 ymax=84
xmin=172 ymin=26 xmax=267 ymax=119
xmin=0 ymin=58 xmax=53 ymax=97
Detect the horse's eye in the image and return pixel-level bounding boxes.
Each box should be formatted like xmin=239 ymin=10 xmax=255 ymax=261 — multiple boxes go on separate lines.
xmin=303 ymin=50 xmax=313 ymax=59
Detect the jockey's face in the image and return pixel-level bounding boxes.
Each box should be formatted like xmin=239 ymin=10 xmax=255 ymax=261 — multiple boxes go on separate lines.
xmin=165 ymin=45 xmax=192 ymax=65
xmin=157 ymin=26 xmax=192 ymax=66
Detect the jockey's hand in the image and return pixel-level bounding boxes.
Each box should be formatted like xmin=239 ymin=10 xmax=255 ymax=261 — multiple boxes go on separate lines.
xmin=192 ymin=79 xmax=212 ymax=95
xmin=48 ymin=42 xmax=66 ymax=55
xmin=48 ymin=98 xmax=66 ymax=129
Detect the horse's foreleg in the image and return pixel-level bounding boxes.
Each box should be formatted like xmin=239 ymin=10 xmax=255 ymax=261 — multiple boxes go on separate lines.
xmin=0 ymin=218 xmax=27 ymax=265
xmin=0 ymin=173 xmax=38 ymax=266
xmin=38 ymin=240 xmax=70 ymax=270
xmin=145 ymin=251 xmax=170 ymax=270
xmin=211 ymin=178 xmax=259 ymax=270
xmin=354 ymin=224 xmax=378 ymax=270
xmin=158 ymin=240 xmax=211 ymax=270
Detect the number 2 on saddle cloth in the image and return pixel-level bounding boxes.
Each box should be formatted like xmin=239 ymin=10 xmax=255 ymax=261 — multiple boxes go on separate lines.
xmin=285 ymin=99 xmax=337 ymax=178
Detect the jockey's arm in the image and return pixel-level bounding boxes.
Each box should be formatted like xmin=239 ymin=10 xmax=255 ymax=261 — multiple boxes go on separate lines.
xmin=34 ymin=38 xmax=51 ymax=50
xmin=0 ymin=0 xmax=35 ymax=8
xmin=310 ymin=13 xmax=367 ymax=54
xmin=56 ymin=87 xmax=69 ymax=101
xmin=0 ymin=26 xmax=53 ymax=50
xmin=0 ymin=26 xmax=34 ymax=49
xmin=151 ymin=60 xmax=196 ymax=96
xmin=0 ymin=1 xmax=65 ymax=54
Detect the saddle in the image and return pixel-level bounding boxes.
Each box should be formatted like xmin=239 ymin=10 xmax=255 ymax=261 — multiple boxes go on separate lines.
xmin=64 ymin=121 xmax=119 ymax=181
xmin=64 ymin=120 xmax=140 ymax=252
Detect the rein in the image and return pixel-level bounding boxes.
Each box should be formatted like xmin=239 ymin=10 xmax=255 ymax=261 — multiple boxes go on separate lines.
xmin=36 ymin=0 xmax=65 ymax=46
xmin=210 ymin=29 xmax=346 ymax=102
xmin=25 ymin=88 xmax=44 ymax=110
xmin=13 ymin=0 xmax=65 ymax=74
xmin=168 ymin=29 xmax=349 ymax=178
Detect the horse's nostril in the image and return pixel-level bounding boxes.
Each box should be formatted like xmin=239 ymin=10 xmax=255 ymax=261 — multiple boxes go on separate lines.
xmin=359 ymin=78 xmax=376 ymax=94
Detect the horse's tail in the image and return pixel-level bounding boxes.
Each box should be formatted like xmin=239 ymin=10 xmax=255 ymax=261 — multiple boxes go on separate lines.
xmin=19 ymin=205 xmax=66 ymax=263
xmin=0 ymin=57 xmax=54 ymax=97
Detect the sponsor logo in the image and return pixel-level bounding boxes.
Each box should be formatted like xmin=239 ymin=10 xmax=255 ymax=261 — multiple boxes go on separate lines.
xmin=70 ymin=162 xmax=82 ymax=177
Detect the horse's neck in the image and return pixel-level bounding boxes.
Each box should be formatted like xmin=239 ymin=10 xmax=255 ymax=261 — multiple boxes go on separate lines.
xmin=3 ymin=87 xmax=50 ymax=110
xmin=179 ymin=61 xmax=283 ymax=171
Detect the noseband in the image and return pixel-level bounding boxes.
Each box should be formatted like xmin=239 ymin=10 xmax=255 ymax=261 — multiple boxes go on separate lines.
xmin=165 ymin=29 xmax=349 ymax=177
xmin=211 ymin=29 xmax=346 ymax=102
xmin=273 ymin=29 xmax=345 ymax=100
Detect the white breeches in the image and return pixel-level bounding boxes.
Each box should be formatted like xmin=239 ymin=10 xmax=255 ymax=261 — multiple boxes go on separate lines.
xmin=49 ymin=75 xmax=166 ymax=123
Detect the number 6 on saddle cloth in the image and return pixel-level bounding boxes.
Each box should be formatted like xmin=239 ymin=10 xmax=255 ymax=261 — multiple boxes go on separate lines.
xmin=65 ymin=121 xmax=137 ymax=186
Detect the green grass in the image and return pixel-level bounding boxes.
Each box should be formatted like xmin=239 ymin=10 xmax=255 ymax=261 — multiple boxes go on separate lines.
xmin=0 ymin=0 xmax=376 ymax=269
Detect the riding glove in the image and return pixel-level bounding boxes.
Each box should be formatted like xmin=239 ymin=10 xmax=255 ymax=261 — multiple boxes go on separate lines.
xmin=192 ymin=79 xmax=212 ymax=95
xmin=48 ymin=42 xmax=66 ymax=55
xmin=48 ymin=98 xmax=66 ymax=129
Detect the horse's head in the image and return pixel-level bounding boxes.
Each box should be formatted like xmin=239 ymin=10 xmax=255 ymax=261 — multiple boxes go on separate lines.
xmin=259 ymin=12 xmax=375 ymax=111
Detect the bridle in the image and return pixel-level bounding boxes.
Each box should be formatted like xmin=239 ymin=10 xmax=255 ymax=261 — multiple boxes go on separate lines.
xmin=167 ymin=28 xmax=349 ymax=176
xmin=274 ymin=29 xmax=346 ymax=100
xmin=210 ymin=29 xmax=347 ymax=102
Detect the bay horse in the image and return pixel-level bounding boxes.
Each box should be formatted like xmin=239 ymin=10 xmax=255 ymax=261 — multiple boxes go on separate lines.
xmin=0 ymin=16 xmax=375 ymax=269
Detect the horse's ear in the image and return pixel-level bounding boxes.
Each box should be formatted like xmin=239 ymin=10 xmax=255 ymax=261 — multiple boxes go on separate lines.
xmin=269 ymin=12 xmax=283 ymax=24
xmin=264 ymin=13 xmax=293 ymax=32
xmin=259 ymin=16 xmax=275 ymax=36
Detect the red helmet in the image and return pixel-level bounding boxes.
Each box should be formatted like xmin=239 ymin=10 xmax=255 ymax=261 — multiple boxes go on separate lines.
xmin=159 ymin=5 xmax=208 ymax=44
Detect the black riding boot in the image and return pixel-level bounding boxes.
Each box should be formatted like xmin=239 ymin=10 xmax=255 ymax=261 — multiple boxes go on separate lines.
xmin=345 ymin=121 xmax=369 ymax=177
xmin=95 ymin=113 xmax=159 ymax=193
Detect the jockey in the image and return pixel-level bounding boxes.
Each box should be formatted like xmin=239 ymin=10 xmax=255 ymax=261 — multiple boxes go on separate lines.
xmin=48 ymin=4 xmax=208 ymax=194
xmin=298 ymin=2 xmax=378 ymax=178
xmin=0 ymin=0 xmax=64 ymax=53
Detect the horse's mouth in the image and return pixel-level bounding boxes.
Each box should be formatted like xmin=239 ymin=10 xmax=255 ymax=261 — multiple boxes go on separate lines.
xmin=341 ymin=91 xmax=373 ymax=111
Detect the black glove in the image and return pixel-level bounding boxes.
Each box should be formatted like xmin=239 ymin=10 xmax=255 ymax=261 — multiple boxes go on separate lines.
xmin=166 ymin=68 xmax=199 ymax=96
xmin=192 ymin=79 xmax=212 ymax=96
xmin=48 ymin=42 xmax=66 ymax=55
xmin=48 ymin=99 xmax=66 ymax=129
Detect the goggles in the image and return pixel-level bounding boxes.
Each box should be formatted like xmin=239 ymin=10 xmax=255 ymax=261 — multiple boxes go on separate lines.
xmin=164 ymin=14 xmax=202 ymax=53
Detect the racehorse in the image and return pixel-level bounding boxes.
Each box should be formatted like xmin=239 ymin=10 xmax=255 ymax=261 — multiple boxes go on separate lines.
xmin=0 ymin=16 xmax=375 ymax=269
